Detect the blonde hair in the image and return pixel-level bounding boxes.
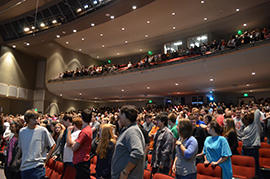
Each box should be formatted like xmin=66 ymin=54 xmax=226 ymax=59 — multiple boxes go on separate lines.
xmin=224 ymin=118 xmax=237 ymax=137
xmin=96 ymin=124 xmax=116 ymax=159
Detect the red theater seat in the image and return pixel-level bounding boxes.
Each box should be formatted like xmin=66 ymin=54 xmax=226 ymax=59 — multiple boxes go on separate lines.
xmin=197 ymin=163 xmax=222 ymax=179
xmin=231 ymin=155 xmax=255 ymax=179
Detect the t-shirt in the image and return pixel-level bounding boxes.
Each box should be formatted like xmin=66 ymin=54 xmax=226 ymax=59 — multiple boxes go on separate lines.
xmin=73 ymin=125 xmax=92 ymax=164
xmin=203 ymin=136 xmax=232 ymax=179
xmin=63 ymin=130 xmax=81 ymax=163
xmin=216 ymin=115 xmax=224 ymax=127
xmin=171 ymin=124 xmax=179 ymax=139
xmin=233 ymin=117 xmax=245 ymax=141
xmin=18 ymin=125 xmax=55 ymax=171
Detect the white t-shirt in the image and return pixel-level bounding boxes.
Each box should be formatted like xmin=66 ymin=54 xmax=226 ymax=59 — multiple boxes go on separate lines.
xmin=18 ymin=125 xmax=55 ymax=171
xmin=63 ymin=130 xmax=81 ymax=163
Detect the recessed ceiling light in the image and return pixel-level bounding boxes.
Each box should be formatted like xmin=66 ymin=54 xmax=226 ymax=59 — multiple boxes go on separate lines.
xmin=52 ymin=19 xmax=57 ymax=24
xmin=243 ymin=23 xmax=247 ymax=26
xmin=122 ymin=89 xmax=124 ymax=91
xmin=75 ymin=98 xmax=77 ymax=100
xmin=12 ymin=45 xmax=16 ymax=48
xmin=117 ymin=53 xmax=120 ymax=55
xmin=110 ymin=16 xmax=114 ymax=19
xmin=60 ymin=93 xmax=62 ymax=96
xmin=84 ymin=4 xmax=89 ymax=9
xmin=175 ymin=83 xmax=178 ymax=86
xmin=91 ymin=23 xmax=95 ymax=26
xmin=140 ymin=49 xmax=142 ymax=51
xmin=173 ymin=26 xmax=176 ymax=30
xmin=40 ymin=23 xmax=45 ymax=27
xmin=246 ymin=84 xmax=250 ymax=86
xmin=116 ymin=100 xmax=118 ymax=102
xmin=147 ymin=21 xmax=150 ymax=24
xmin=204 ymin=17 xmax=207 ymax=21
xmin=125 ymin=41 xmax=128 ymax=43
xmin=100 ymin=33 xmax=103 ymax=36
xmin=62 ymin=31 xmax=66 ymax=34
xmin=97 ymin=56 xmax=99 ymax=58
xmin=79 ymin=49 xmax=81 ymax=51
xmin=210 ymin=78 xmax=213 ymax=81
xmin=132 ymin=6 xmax=137 ymax=9
xmin=236 ymin=8 xmax=239 ymax=11
xmin=105 ymin=13 xmax=110 ymax=17
xmin=201 ymin=1 xmax=204 ymax=3
xmin=177 ymin=92 xmax=180 ymax=94
xmin=66 ymin=42 xmax=69 ymax=44
xmin=77 ymin=8 xmax=82 ymax=13
xmin=26 ymin=43 xmax=30 ymax=46
xmin=250 ymin=90 xmax=253 ymax=92
xmin=172 ymin=12 xmax=175 ymax=16
xmin=82 ymin=37 xmax=84 ymax=40
xmin=79 ymin=92 xmax=82 ymax=96
xmin=73 ymin=29 xmax=77 ymax=33
xmin=212 ymin=89 xmax=215 ymax=91
xmin=102 ymin=44 xmax=105 ymax=47
xmin=56 ymin=35 xmax=60 ymax=38
xmin=145 ymin=34 xmax=148 ymax=37
xmin=95 ymin=97 xmax=97 ymax=99
xmin=24 ymin=27 xmax=29 ymax=32
xmin=252 ymin=72 xmax=255 ymax=75
xmin=147 ymin=87 xmax=150 ymax=89
xmin=122 ymin=27 xmax=125 ymax=30
xmin=31 ymin=26 xmax=35 ymax=30
xmin=93 ymin=0 xmax=98 ymax=5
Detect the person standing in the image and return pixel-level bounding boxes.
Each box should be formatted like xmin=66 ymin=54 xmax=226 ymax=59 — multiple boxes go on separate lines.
xmin=66 ymin=109 xmax=92 ymax=179
xmin=19 ymin=109 xmax=56 ymax=179
xmin=151 ymin=113 xmax=174 ymax=175
xmin=111 ymin=105 xmax=145 ymax=179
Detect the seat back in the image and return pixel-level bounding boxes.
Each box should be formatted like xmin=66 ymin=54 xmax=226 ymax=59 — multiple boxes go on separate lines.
xmin=152 ymin=173 xmax=175 ymax=179
xmin=259 ymin=148 xmax=270 ymax=169
xmin=50 ymin=161 xmax=65 ymax=179
xmin=237 ymin=147 xmax=242 ymax=155
xmin=238 ymin=141 xmax=243 ymax=147
xmin=147 ymin=154 xmax=152 ymax=164
xmin=260 ymin=142 xmax=270 ymax=149
xmin=62 ymin=165 xmax=77 ymax=179
xmin=197 ymin=163 xmax=222 ymax=179
xmin=45 ymin=158 xmax=55 ymax=178
xmin=231 ymin=155 xmax=255 ymax=179
xmin=143 ymin=169 xmax=151 ymax=179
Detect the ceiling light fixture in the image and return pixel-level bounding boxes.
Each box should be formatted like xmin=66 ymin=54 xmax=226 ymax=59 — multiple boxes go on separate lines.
xmin=147 ymin=21 xmax=150 ymax=24
xmin=210 ymin=91 xmax=213 ymax=94
xmin=77 ymin=8 xmax=82 ymax=13
xmin=79 ymin=49 xmax=81 ymax=51
xmin=91 ymin=23 xmax=95 ymax=26
xmin=243 ymin=23 xmax=247 ymax=26
xmin=100 ymin=33 xmax=103 ymax=36
xmin=40 ymin=23 xmax=45 ymax=27
xmin=93 ymin=0 xmax=98 ymax=5
xmin=56 ymin=35 xmax=60 ymax=38
xmin=252 ymin=72 xmax=255 ymax=75
xmin=26 ymin=43 xmax=30 ymax=46
xmin=66 ymin=42 xmax=69 ymax=44
xmin=122 ymin=89 xmax=124 ymax=91
xmin=110 ymin=16 xmax=114 ymax=19
xmin=102 ymin=44 xmax=105 ymax=47
xmin=97 ymin=56 xmax=99 ymax=58
xmin=132 ymin=6 xmax=137 ymax=9
xmin=60 ymin=93 xmax=62 ymax=96
xmin=204 ymin=17 xmax=207 ymax=21
xmin=82 ymin=37 xmax=84 ymax=40
xmin=79 ymin=92 xmax=82 ymax=96
xmin=250 ymin=90 xmax=253 ymax=92
xmin=201 ymin=1 xmax=204 ymax=3
xmin=73 ymin=29 xmax=77 ymax=33
xmin=212 ymin=89 xmax=215 ymax=91
xmin=147 ymin=87 xmax=150 ymax=89
xmin=246 ymin=84 xmax=250 ymax=86
xmin=175 ymin=83 xmax=178 ymax=86
xmin=145 ymin=34 xmax=148 ymax=37
xmin=210 ymin=78 xmax=213 ymax=81
xmin=125 ymin=41 xmax=128 ymax=43
xmin=31 ymin=26 xmax=35 ymax=29
xmin=172 ymin=12 xmax=175 ymax=16
xmin=140 ymin=49 xmax=142 ymax=51
xmin=84 ymin=4 xmax=89 ymax=9
xmin=52 ymin=19 xmax=57 ymax=24
xmin=62 ymin=31 xmax=66 ymax=34
xmin=122 ymin=27 xmax=125 ymax=30
xmin=173 ymin=26 xmax=176 ymax=30
xmin=12 ymin=45 xmax=16 ymax=48
xmin=236 ymin=8 xmax=239 ymax=11
xmin=117 ymin=53 xmax=120 ymax=55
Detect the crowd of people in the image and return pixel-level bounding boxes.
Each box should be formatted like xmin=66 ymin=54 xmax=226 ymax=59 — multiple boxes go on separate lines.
xmin=50 ymin=26 xmax=270 ymax=81
xmin=0 ymin=97 xmax=270 ymax=179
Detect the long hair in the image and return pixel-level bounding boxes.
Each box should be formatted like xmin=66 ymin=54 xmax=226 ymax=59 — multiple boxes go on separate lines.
xmin=52 ymin=123 xmax=64 ymax=140
xmin=96 ymin=124 xmax=116 ymax=159
xmin=223 ymin=118 xmax=237 ymax=137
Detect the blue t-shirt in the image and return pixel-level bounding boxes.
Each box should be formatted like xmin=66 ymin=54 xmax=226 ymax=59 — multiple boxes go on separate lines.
xmin=203 ymin=136 xmax=232 ymax=179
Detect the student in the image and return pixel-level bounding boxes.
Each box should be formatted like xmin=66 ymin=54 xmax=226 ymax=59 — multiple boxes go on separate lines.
xmin=19 ymin=109 xmax=55 ymax=179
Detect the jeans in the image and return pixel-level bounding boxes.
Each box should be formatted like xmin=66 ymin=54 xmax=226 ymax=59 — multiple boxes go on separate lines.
xmin=21 ymin=165 xmax=45 ymax=179
xmin=176 ymin=172 xmax=197 ymax=179
xmin=74 ymin=160 xmax=91 ymax=179
xmin=242 ymin=147 xmax=263 ymax=179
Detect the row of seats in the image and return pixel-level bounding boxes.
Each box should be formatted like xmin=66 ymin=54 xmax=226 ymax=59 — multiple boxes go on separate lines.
xmin=45 ymin=158 xmax=77 ymax=179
